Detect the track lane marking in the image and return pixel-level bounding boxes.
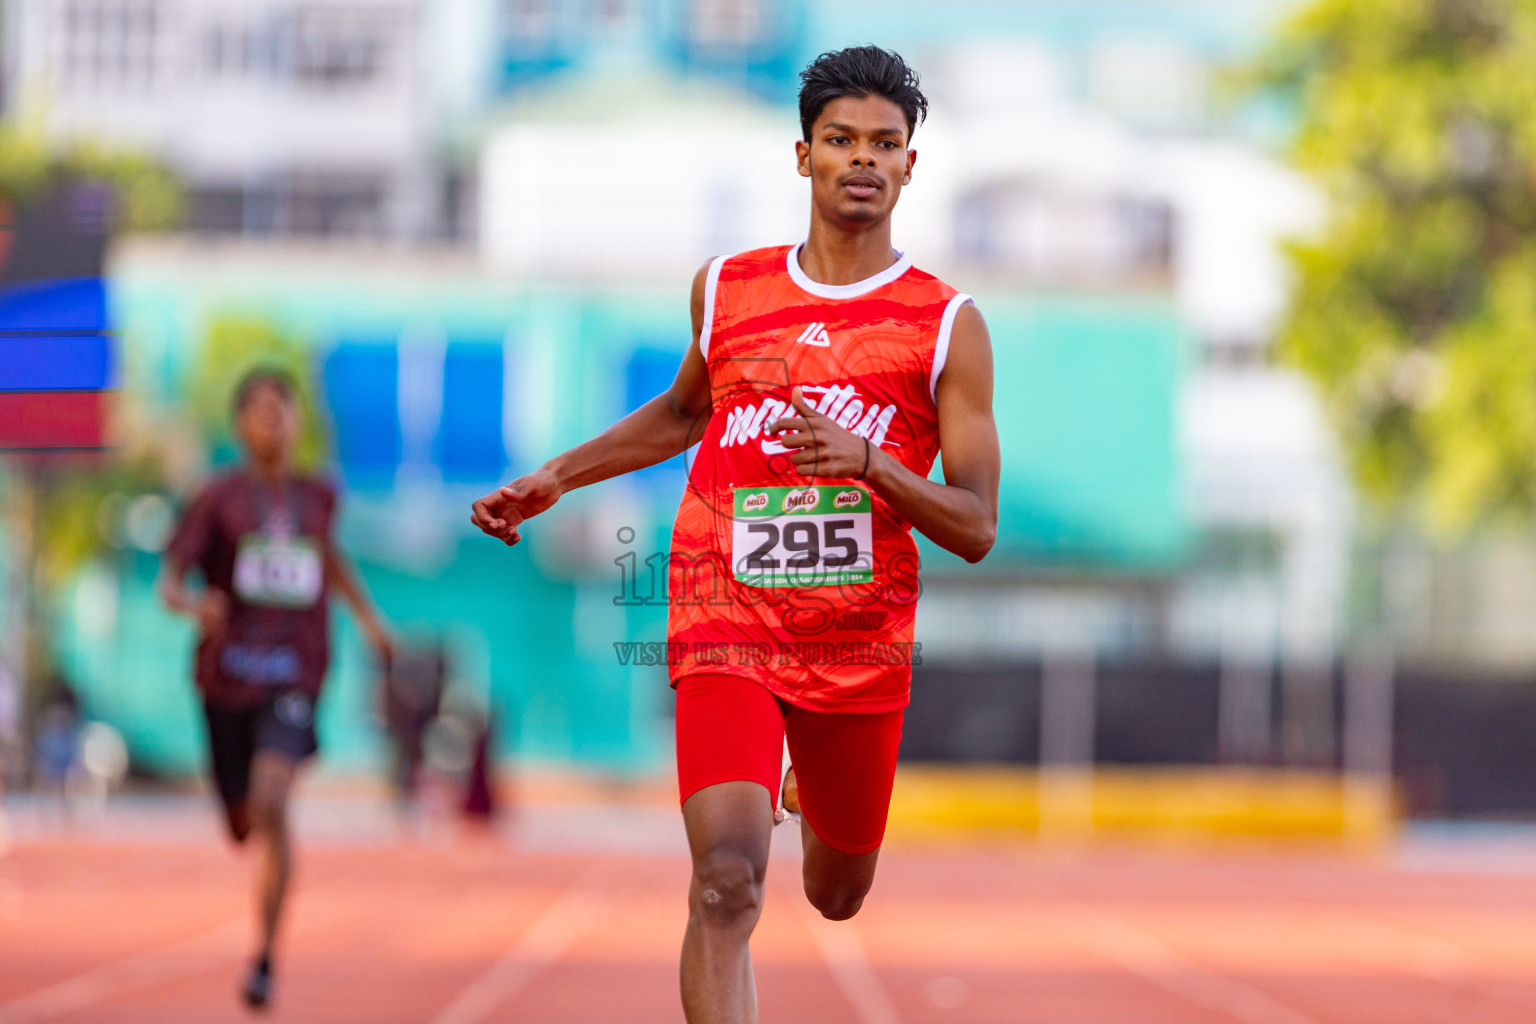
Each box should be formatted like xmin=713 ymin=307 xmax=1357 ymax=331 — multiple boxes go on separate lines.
xmin=0 ymin=918 xmax=246 ymax=1024
xmin=783 ymin=876 xmax=901 ymax=1024
xmin=1066 ymin=907 xmax=1325 ymax=1024
xmin=1329 ymin=910 xmax=1536 ymax=1014
xmin=429 ymin=882 xmax=611 ymax=1024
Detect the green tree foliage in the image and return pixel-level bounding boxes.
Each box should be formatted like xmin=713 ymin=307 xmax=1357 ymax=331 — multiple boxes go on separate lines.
xmin=1257 ymin=0 xmax=1536 ymax=534
xmin=0 ymin=127 xmax=180 ymax=230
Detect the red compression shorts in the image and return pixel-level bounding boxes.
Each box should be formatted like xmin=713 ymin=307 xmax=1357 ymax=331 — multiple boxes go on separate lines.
xmin=674 ymin=672 xmax=905 ymax=855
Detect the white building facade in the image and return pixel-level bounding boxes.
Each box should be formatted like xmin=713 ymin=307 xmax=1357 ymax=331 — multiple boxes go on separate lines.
xmin=4 ymin=0 xmax=443 ymax=241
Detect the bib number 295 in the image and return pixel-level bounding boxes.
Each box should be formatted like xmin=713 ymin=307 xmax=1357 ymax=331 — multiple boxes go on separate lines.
xmin=731 ymin=485 xmax=873 ymax=587
xmin=743 ymin=519 xmax=859 ymax=571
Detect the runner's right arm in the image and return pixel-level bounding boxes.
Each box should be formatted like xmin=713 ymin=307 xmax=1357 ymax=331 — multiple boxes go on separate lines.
xmin=470 ymin=260 xmax=715 ymax=547
xmin=159 ymin=488 xmax=230 ymax=636
xmin=161 ymin=566 xmax=230 ymax=636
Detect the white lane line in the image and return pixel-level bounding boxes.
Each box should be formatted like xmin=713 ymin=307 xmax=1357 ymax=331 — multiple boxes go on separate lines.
xmin=1070 ymin=908 xmax=1324 ymax=1024
xmin=429 ymin=885 xmax=610 ymax=1024
xmin=1332 ymin=911 xmax=1536 ymax=1013
xmin=0 ymin=918 xmax=246 ymax=1024
xmin=789 ymin=883 xmax=901 ymax=1024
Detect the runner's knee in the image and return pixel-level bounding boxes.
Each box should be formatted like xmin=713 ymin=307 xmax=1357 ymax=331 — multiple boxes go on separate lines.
xmin=690 ymin=847 xmax=764 ymax=928
xmin=804 ymin=875 xmax=871 ymax=921
xmin=807 ymin=888 xmax=866 ymax=921
xmin=247 ymin=791 xmax=288 ymax=837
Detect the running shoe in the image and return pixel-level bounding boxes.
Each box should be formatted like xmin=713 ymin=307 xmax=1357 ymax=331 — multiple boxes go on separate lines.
xmin=241 ymin=958 xmax=271 ymax=1011
xmin=774 ymin=739 xmax=801 ymax=825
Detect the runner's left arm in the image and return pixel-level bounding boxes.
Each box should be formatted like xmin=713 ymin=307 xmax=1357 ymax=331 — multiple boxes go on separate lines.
xmin=769 ymin=301 xmax=999 ymax=563
xmin=323 ymin=546 xmax=393 ymax=659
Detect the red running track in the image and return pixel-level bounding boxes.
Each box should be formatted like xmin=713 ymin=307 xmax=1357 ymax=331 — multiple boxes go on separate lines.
xmin=6 ymin=796 xmax=1536 ymax=1023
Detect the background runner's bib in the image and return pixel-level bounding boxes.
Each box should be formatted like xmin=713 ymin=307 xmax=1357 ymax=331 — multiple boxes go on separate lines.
xmin=234 ymin=535 xmax=323 ymax=608
xmin=667 ymin=244 xmax=971 ymax=713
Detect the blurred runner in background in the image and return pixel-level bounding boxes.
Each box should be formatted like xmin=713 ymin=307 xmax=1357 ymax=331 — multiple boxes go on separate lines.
xmin=160 ymin=368 xmax=392 ymax=1011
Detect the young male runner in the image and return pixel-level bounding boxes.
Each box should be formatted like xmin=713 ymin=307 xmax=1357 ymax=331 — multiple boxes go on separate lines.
xmin=161 ymin=368 xmax=391 ymax=1010
xmin=471 ymin=46 xmax=999 ymax=1022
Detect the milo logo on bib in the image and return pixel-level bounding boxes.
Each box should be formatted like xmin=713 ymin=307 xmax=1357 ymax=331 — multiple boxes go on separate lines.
xmin=732 ymin=484 xmax=874 ymax=587
xmin=783 ymin=488 xmax=820 ymax=514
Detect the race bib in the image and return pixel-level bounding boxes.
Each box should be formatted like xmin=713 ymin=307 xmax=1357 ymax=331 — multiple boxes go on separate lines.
xmin=732 ymin=485 xmax=873 ymax=587
xmin=233 ymin=535 xmax=323 ymax=608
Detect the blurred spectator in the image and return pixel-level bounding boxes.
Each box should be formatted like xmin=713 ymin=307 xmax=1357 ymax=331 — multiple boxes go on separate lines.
xmin=32 ymin=680 xmax=82 ymax=796
xmin=378 ymin=641 xmax=448 ymax=804
xmin=0 ymin=664 xmax=20 ymax=786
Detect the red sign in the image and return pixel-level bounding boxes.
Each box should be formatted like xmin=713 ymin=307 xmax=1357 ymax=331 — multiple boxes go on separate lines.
xmin=0 ymin=391 xmax=108 ymax=450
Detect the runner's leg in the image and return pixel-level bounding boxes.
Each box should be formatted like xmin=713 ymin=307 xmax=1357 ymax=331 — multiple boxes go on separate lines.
xmin=799 ymin=830 xmax=879 ymax=921
xmin=785 ymin=705 xmax=904 ymax=920
xmin=203 ymin=703 xmax=255 ymax=844
xmin=247 ymin=750 xmax=297 ymax=963
xmin=681 ymin=782 xmax=773 ymax=1024
xmin=675 ymin=673 xmax=785 ymax=1024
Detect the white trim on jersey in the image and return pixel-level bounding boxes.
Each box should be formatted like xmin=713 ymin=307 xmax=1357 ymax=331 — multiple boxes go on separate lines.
xmin=785 ymin=242 xmax=912 ymax=300
xmin=929 ymin=293 xmax=974 ymax=404
xmin=697 ymin=255 xmax=728 ymax=360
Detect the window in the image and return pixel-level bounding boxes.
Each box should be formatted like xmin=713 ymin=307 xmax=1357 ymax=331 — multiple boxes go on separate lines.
xmin=188 ymin=174 xmax=387 ymax=239
xmin=287 ymin=173 xmax=387 ymax=237
xmin=956 ymin=182 xmax=1174 ymax=286
xmin=502 ymin=0 xmax=557 ymax=46
xmin=688 ymin=0 xmax=767 ymax=48
xmin=325 ymin=342 xmax=402 ymax=486
xmin=437 ymin=343 xmax=508 ymax=482
xmin=202 ymin=18 xmax=264 ymax=78
xmin=189 ymin=187 xmax=245 ymax=234
xmin=1089 ymin=40 xmax=1208 ymax=131
xmin=294 ymin=8 xmax=398 ymax=87
xmin=592 ymin=0 xmax=631 ymax=28
xmin=58 ymin=0 xmax=160 ymax=91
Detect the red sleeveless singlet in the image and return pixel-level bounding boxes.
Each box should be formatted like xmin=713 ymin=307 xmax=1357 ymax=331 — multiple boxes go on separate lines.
xmin=666 ymin=243 xmax=971 ymax=713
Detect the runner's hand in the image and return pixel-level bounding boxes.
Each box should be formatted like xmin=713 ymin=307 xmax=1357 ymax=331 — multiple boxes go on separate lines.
xmin=197 ymin=590 xmax=229 ymax=638
xmin=768 ymin=386 xmax=872 ymax=479
xmin=470 ymin=468 xmax=562 ymax=546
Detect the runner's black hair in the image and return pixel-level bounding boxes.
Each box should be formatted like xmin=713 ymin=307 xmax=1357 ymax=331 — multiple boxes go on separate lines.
xmin=798 ymin=46 xmax=928 ymax=143
xmin=232 ymin=366 xmax=298 ymax=415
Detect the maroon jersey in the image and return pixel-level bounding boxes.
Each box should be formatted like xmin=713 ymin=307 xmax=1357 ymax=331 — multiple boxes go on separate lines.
xmin=164 ymin=470 xmax=338 ymax=708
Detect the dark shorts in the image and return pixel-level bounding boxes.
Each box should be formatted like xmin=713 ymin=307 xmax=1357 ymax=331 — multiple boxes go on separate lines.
xmin=675 ymin=672 xmax=904 ymax=855
xmin=203 ymin=691 xmax=318 ymax=810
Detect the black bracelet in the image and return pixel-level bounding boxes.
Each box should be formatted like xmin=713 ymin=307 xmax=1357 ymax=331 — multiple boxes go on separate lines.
xmin=857 ymin=437 xmax=870 ymax=480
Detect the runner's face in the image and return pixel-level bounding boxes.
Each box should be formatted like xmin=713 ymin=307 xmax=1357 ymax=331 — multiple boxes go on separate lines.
xmin=797 ymin=95 xmax=915 ymax=226
xmin=236 ymin=385 xmax=298 ymax=464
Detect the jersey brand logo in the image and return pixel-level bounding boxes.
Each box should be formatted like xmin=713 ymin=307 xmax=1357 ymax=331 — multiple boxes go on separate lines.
xmin=796 ymin=322 xmax=831 ymax=347
xmin=717 ymin=383 xmax=900 ymax=456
